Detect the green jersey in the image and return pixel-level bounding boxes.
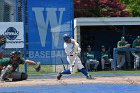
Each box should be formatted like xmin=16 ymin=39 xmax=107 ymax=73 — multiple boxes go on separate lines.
xmin=132 ymin=40 xmax=140 ymax=53
xmin=117 ymin=41 xmax=128 ymax=47
xmin=84 ymin=51 xmax=95 ymax=60
xmin=117 ymin=41 xmax=128 ymax=54
xmin=132 ymin=40 xmax=140 ymax=48
xmin=0 ymin=58 xmax=25 ymax=71
xmin=0 ymin=58 xmax=10 ymax=66
xmin=101 ymin=51 xmax=111 ymax=58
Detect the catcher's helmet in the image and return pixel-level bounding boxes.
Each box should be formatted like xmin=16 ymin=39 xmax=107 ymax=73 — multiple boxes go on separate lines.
xmin=63 ymin=34 xmax=71 ymax=42
xmin=10 ymin=51 xmax=21 ymax=58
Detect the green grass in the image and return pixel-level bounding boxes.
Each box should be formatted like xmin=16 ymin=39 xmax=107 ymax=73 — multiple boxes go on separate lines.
xmin=18 ymin=64 xmax=140 ymax=76
xmin=18 ymin=65 xmax=53 ymax=76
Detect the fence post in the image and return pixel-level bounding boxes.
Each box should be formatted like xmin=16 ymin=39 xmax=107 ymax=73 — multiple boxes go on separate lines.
xmin=22 ymin=0 xmax=27 ymax=73
xmin=113 ymin=48 xmax=117 ymax=71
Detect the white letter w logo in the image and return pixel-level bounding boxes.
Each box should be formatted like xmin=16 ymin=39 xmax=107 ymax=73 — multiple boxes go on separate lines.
xmin=32 ymin=8 xmax=65 ymax=47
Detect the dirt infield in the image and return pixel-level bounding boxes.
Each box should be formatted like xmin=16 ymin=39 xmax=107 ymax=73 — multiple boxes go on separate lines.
xmin=0 ymin=76 xmax=140 ymax=87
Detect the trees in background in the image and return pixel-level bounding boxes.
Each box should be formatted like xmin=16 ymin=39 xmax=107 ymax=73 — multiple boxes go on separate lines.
xmin=120 ymin=0 xmax=140 ymax=17
xmin=74 ymin=0 xmax=129 ymax=17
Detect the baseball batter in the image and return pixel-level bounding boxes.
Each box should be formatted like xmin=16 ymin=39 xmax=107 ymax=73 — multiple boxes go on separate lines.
xmin=57 ymin=34 xmax=93 ymax=80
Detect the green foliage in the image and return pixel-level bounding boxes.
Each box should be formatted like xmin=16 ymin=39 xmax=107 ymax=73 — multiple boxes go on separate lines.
xmin=74 ymin=0 xmax=129 ymax=17
xmin=120 ymin=0 xmax=140 ymax=16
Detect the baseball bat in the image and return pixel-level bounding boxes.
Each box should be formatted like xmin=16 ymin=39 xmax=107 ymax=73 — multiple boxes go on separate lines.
xmin=60 ymin=58 xmax=66 ymax=70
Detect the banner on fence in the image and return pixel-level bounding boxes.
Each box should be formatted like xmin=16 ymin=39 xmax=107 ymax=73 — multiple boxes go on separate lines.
xmin=0 ymin=22 xmax=24 ymax=48
xmin=28 ymin=0 xmax=74 ymax=64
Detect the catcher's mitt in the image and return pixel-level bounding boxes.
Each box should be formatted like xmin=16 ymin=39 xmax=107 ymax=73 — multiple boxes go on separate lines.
xmin=34 ymin=62 xmax=41 ymax=72
xmin=0 ymin=35 xmax=6 ymax=45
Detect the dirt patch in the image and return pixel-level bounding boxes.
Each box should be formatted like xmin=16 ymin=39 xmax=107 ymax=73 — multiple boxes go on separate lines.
xmin=1 ymin=76 xmax=140 ymax=87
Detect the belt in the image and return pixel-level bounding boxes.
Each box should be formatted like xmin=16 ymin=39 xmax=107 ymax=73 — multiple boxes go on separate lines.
xmin=67 ymin=55 xmax=73 ymax=56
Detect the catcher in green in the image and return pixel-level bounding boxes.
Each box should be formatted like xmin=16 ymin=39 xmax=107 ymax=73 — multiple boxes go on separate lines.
xmin=0 ymin=51 xmax=41 ymax=81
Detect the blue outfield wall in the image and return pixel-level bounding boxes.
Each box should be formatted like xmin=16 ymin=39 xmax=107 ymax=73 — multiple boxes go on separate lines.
xmin=28 ymin=0 xmax=74 ymax=65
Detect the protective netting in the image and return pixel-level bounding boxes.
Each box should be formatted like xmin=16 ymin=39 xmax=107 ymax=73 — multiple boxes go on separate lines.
xmin=0 ymin=0 xmax=23 ymax=57
xmin=0 ymin=0 xmax=23 ymax=22
xmin=0 ymin=0 xmax=71 ymax=77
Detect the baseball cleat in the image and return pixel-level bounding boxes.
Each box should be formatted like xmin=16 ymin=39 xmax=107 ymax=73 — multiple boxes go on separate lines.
xmin=57 ymin=72 xmax=62 ymax=80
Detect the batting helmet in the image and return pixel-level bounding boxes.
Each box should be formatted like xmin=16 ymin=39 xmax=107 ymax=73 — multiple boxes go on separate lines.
xmin=10 ymin=51 xmax=21 ymax=58
xmin=63 ymin=34 xmax=71 ymax=42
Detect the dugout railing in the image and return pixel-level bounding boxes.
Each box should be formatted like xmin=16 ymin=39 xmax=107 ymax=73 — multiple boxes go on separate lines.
xmin=113 ymin=48 xmax=140 ymax=71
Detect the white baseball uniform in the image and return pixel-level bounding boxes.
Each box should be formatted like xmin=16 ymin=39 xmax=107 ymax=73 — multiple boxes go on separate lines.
xmin=64 ymin=39 xmax=84 ymax=74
